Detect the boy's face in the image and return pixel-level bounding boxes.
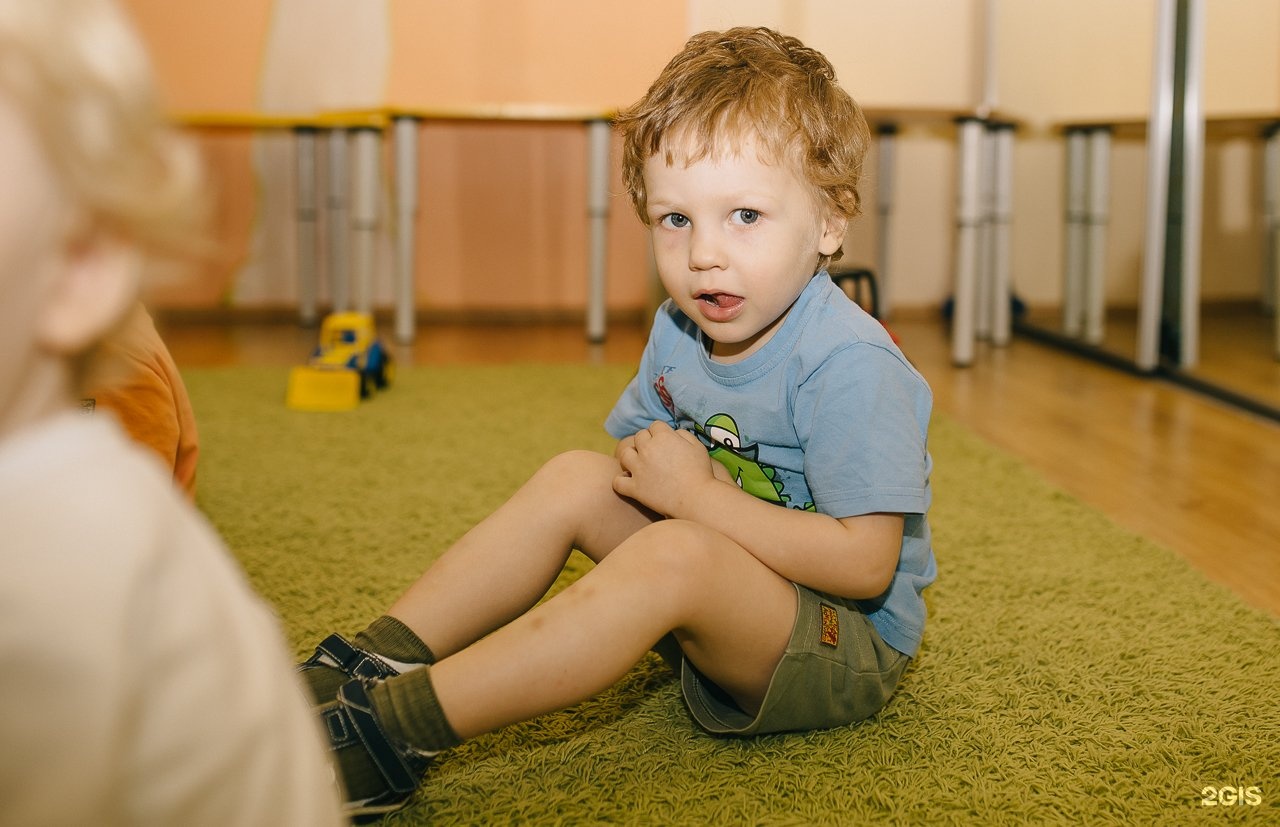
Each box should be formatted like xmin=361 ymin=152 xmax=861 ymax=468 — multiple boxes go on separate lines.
xmin=0 ymin=90 xmax=69 ymax=424
xmin=642 ymin=131 xmax=846 ymax=363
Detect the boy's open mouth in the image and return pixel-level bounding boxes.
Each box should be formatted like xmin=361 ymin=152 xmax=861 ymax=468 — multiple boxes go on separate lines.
xmin=697 ymin=291 xmax=744 ymax=309
xmin=695 ymin=291 xmax=745 ymax=322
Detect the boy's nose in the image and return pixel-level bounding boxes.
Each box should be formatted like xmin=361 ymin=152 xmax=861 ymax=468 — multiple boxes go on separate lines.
xmin=687 ymin=227 xmax=725 ymax=271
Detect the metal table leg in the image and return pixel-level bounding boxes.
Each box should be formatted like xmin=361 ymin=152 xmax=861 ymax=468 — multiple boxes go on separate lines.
xmin=585 ymin=119 xmax=611 ymax=343
xmin=351 ymin=126 xmax=381 ymax=315
xmin=392 ymin=116 xmax=419 ymax=344
xmin=1266 ymin=122 xmax=1280 ymax=357
xmin=1084 ymin=128 xmax=1111 ymax=345
xmin=326 ymin=128 xmax=351 ymax=313
xmin=989 ymin=122 xmax=1015 ymax=347
xmin=875 ymin=123 xmax=897 ymax=317
xmin=294 ymin=126 xmax=320 ymax=326
xmin=951 ymin=117 xmax=985 ymax=366
xmin=1063 ymin=128 xmax=1088 ymax=337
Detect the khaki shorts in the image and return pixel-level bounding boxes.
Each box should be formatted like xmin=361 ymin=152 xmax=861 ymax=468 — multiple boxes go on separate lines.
xmin=659 ymin=584 xmax=909 ymax=736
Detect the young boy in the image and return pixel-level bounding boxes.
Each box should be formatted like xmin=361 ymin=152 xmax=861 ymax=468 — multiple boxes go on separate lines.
xmin=0 ymin=1 xmax=343 ymax=823
xmin=301 ymin=26 xmax=935 ymax=820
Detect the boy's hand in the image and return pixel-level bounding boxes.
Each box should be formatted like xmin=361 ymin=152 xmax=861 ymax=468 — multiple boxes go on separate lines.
xmin=613 ymin=421 xmax=724 ymax=517
xmin=614 ymin=427 xmax=903 ymax=600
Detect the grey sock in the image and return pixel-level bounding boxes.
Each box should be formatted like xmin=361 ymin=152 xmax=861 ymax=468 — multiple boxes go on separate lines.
xmin=353 ymin=615 xmax=437 ymax=667
xmin=369 ymin=666 xmax=462 ymax=754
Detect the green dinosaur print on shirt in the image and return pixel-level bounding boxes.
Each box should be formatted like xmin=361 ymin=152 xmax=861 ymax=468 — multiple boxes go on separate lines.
xmin=697 ymin=413 xmax=815 ymax=511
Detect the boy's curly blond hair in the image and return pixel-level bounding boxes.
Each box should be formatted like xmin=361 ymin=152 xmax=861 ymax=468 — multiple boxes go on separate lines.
xmin=616 ymin=26 xmax=869 ymax=267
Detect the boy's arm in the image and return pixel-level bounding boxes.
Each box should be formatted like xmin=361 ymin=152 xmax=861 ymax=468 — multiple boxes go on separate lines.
xmin=613 ymin=421 xmax=902 ymax=600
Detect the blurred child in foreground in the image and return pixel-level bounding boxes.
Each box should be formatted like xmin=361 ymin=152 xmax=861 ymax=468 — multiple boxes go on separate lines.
xmin=0 ymin=1 xmax=343 ymax=823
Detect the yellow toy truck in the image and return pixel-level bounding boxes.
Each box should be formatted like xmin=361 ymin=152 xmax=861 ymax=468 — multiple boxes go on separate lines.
xmin=285 ymin=312 xmax=393 ymax=411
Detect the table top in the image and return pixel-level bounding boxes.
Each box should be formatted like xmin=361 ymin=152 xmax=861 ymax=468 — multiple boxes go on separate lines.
xmin=863 ymin=106 xmax=1020 ymax=128
xmin=173 ymin=104 xmax=1025 ymax=130
xmin=171 ymin=104 xmax=611 ymax=129
xmin=1055 ymin=112 xmax=1280 ymax=138
xmin=172 ymin=110 xmax=390 ymax=129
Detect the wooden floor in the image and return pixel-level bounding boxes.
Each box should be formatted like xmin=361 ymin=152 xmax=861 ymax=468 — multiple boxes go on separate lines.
xmin=1023 ymin=305 xmax=1280 ymax=411
xmin=157 ymin=315 xmax=1280 ymax=618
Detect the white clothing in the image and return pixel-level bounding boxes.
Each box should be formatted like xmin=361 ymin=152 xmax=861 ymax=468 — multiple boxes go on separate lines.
xmin=0 ymin=412 xmax=344 ymax=826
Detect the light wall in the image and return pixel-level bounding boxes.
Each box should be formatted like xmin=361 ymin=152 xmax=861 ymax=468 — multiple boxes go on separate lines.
xmin=689 ymin=0 xmax=983 ymax=109
xmin=121 ymin=0 xmax=1280 ymax=315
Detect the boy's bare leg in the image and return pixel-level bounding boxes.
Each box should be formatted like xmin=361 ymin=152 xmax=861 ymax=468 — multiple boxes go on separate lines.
xmin=387 ymin=450 xmax=661 ymax=659
xmin=319 ymin=454 xmax=795 ymax=810
xmin=429 ymin=518 xmax=798 ymax=739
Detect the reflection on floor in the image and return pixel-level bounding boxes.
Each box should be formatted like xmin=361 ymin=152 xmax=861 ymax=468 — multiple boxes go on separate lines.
xmin=1021 ymin=304 xmax=1280 ymax=411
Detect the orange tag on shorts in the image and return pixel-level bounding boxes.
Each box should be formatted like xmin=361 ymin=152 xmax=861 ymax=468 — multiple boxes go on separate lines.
xmin=819 ymin=604 xmax=839 ymax=647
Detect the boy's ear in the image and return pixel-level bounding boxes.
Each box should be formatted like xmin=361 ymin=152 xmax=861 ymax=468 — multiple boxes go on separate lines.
xmin=818 ymin=211 xmax=849 ymax=257
xmin=36 ymin=234 xmax=141 ymax=355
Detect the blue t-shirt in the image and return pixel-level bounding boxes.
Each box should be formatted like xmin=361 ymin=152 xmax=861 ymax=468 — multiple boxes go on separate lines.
xmin=605 ymin=272 xmax=936 ymax=657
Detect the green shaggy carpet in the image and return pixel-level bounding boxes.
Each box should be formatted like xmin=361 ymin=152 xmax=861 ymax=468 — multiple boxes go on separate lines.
xmin=185 ymin=365 xmax=1279 ymax=826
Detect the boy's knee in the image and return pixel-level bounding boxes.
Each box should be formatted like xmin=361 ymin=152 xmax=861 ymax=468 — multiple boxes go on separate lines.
xmin=530 ymin=450 xmax=619 ymax=506
xmin=536 ymin=450 xmax=616 ymax=485
xmin=625 ymin=520 xmax=725 ymax=581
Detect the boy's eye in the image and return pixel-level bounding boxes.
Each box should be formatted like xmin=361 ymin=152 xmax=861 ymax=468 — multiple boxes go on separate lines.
xmin=732 ymin=209 xmax=760 ymax=225
xmin=660 ymin=213 xmax=690 ymax=229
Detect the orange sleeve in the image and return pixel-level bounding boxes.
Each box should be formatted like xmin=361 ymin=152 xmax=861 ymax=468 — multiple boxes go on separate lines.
xmin=87 ymin=307 xmax=200 ymax=499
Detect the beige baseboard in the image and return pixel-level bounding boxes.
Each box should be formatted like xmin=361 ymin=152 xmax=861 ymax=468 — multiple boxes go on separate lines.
xmin=152 ymin=305 xmax=654 ymax=327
